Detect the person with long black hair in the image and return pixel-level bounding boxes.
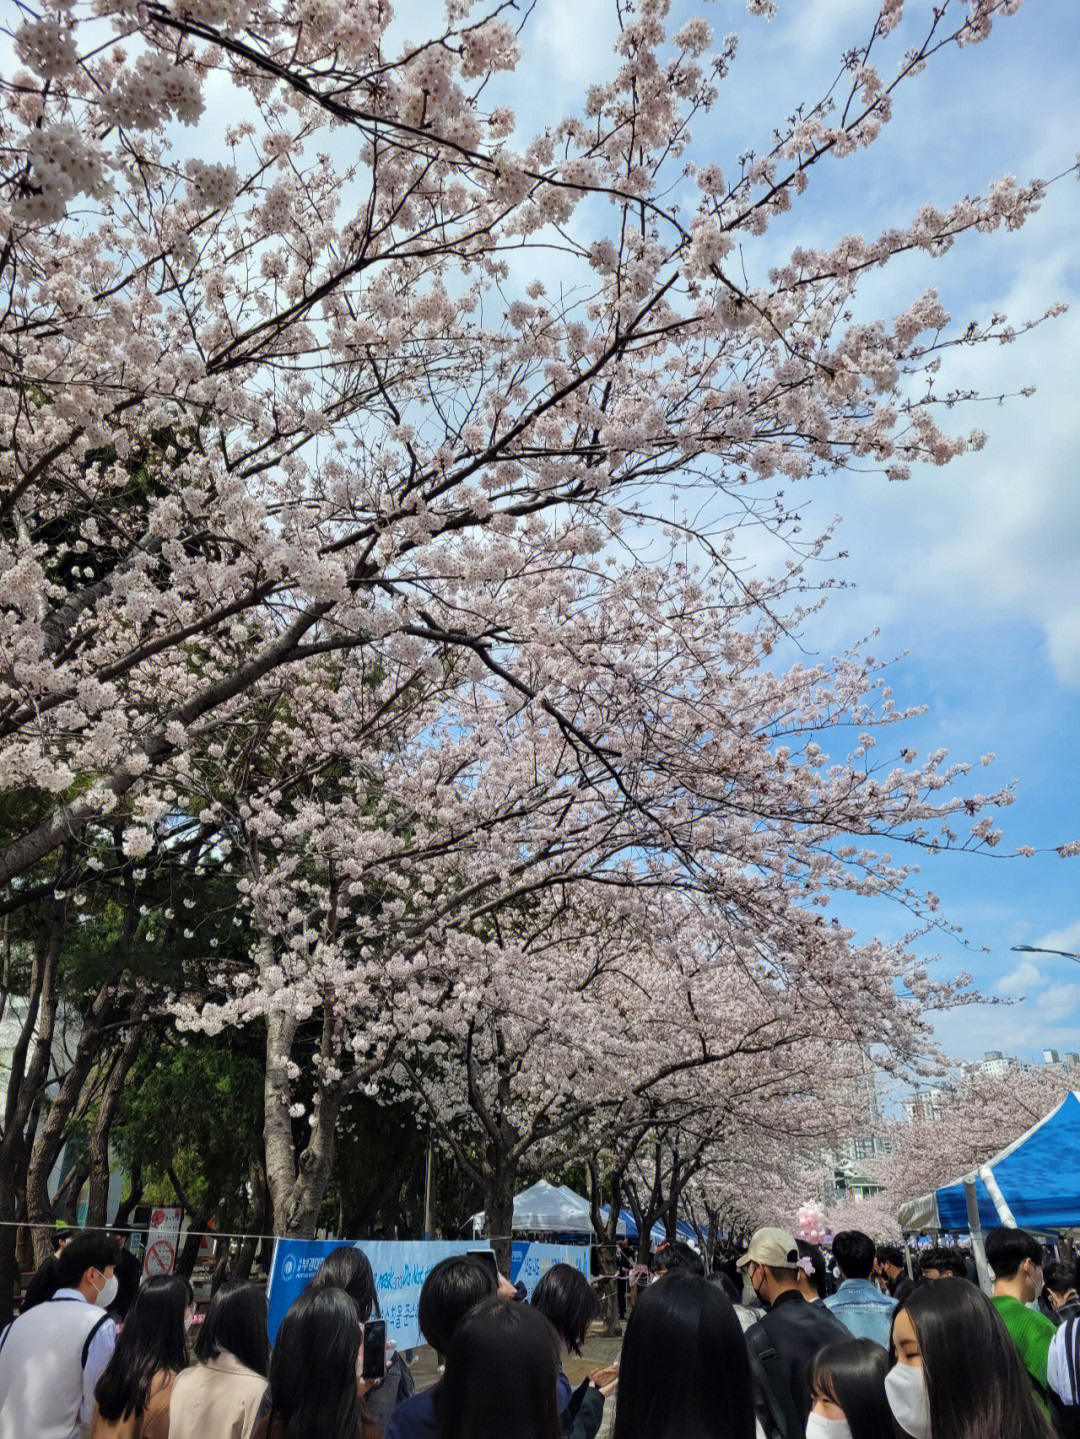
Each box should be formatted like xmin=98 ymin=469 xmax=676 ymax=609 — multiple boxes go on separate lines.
xmin=252 ymin=1286 xmax=381 ymax=1439
xmin=306 ymin=1246 xmax=415 ymax=1425
xmin=435 ymin=1297 xmax=562 ymax=1439
xmin=168 ymin=1281 xmax=269 ymax=1439
xmin=612 ymin=1268 xmax=756 ymax=1439
xmin=806 ymin=1339 xmax=890 ymax=1439
xmin=886 ymin=1276 xmax=1056 ymax=1439
xmin=91 ymin=1275 xmax=189 ymax=1438
xmin=794 ymin=1241 xmax=832 ymax=1304
xmin=531 ymin=1264 xmax=600 ymax=1397
xmin=531 ymin=1264 xmax=612 ymax=1439
xmin=383 ymin=1254 xmax=507 ymax=1439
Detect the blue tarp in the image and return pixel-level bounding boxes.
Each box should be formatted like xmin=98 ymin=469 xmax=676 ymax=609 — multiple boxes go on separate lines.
xmin=599 ymin=1207 xmax=698 ymax=1246
xmin=898 ymin=1091 xmax=1080 ymax=1234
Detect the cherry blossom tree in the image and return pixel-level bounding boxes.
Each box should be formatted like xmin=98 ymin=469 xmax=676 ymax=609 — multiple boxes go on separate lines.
xmin=0 ymin=0 xmax=1065 ymax=894
xmin=871 ymin=1060 xmax=1072 ymax=1217
xmin=1 ymin=0 xmax=1075 ymax=1277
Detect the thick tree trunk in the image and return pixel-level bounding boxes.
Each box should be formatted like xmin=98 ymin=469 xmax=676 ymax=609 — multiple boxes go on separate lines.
xmin=483 ymin=1161 xmax=516 ymax=1277
xmin=264 ymin=1005 xmax=342 ymax=1238
xmin=86 ymin=1007 xmax=145 ymax=1227
xmin=26 ymin=986 xmax=114 ymax=1262
xmin=0 ymin=1164 xmax=20 ymax=1322
xmin=588 ymin=1164 xmax=625 ymax=1336
xmin=235 ymin=1155 xmax=269 ymax=1280
xmin=114 ymin=1161 xmax=143 ymax=1230
xmin=176 ymin=1224 xmax=206 ymax=1282
xmin=62 ymin=1155 xmax=90 ymax=1223
xmin=0 ymin=892 xmax=73 ymax=1318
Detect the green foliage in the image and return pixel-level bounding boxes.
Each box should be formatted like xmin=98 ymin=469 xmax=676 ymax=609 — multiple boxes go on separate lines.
xmin=114 ymin=1033 xmax=263 ymax=1217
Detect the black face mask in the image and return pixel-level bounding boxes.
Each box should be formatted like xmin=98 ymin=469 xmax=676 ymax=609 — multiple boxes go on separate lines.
xmin=750 ymin=1266 xmax=771 ymax=1310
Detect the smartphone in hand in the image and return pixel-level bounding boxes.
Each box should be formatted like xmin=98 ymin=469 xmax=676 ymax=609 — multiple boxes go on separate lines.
xmin=362 ymin=1319 xmax=387 ymax=1380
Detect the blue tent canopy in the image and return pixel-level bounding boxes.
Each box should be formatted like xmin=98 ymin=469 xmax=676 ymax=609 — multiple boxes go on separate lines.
xmin=898 ymin=1090 xmax=1080 ymax=1234
xmin=599 ymin=1207 xmax=698 ymax=1246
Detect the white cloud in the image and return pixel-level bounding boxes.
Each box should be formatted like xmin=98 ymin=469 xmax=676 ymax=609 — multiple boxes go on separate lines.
xmin=1040 ymin=982 xmax=1080 ymax=1016
xmin=1037 ymin=920 xmax=1080 ymax=955
xmin=535 ymin=0 xmax=614 ymax=85
xmin=996 ymin=959 xmax=1042 ymax=996
xmin=931 ymin=997 xmax=1080 ymax=1065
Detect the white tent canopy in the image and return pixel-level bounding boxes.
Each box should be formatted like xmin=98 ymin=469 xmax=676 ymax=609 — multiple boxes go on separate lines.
xmin=469 ymin=1179 xmax=626 ymax=1236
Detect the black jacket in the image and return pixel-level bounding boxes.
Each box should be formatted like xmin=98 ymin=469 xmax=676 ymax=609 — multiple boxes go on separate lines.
xmin=19 ymin=1255 xmax=59 ymax=1311
xmin=562 ymin=1379 xmax=605 ymax=1439
xmin=106 ymin=1245 xmax=142 ymax=1322
xmin=746 ymin=1290 xmax=848 ymax=1439
xmin=888 ymin=1271 xmax=915 ymax=1305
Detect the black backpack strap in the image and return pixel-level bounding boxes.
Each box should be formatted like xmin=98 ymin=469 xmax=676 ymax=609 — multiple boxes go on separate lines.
xmin=746 ymin=1325 xmax=789 ymax=1439
xmin=82 ymin=1311 xmax=112 ymax=1369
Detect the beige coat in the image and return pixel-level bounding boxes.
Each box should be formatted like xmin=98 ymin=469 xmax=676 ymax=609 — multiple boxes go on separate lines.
xmin=167 ymin=1353 xmax=268 ymax=1439
xmin=91 ymin=1370 xmax=177 ymax=1439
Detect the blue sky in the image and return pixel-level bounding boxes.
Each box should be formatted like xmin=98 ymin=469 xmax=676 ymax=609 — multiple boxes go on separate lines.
xmin=476 ymin=0 xmax=1080 ymax=1064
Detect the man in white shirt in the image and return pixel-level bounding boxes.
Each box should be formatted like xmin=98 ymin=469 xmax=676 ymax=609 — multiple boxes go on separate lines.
xmin=0 ymin=1228 xmax=122 ymax=1439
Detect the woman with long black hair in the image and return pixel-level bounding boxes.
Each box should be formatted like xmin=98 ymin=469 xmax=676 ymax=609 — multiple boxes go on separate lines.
xmin=306 ymin=1245 xmax=415 ymax=1425
xmin=168 ymin=1280 xmax=269 ymax=1439
xmin=91 ymin=1275 xmax=189 ymax=1438
xmin=252 ymin=1285 xmax=381 ymax=1439
xmin=436 ymin=1297 xmax=562 ymax=1439
xmin=806 ymin=1338 xmax=890 ymax=1439
xmin=531 ymin=1264 xmax=610 ymax=1439
xmin=887 ymin=1277 xmax=1057 ymax=1439
xmin=612 ymin=1268 xmax=755 ymax=1439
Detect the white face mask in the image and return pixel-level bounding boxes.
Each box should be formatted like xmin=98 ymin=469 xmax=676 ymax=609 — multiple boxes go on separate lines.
xmin=885 ymin=1363 xmax=931 ymax=1439
xmin=806 ymin=1415 xmax=852 ymax=1439
xmin=94 ymin=1274 xmax=118 ymax=1309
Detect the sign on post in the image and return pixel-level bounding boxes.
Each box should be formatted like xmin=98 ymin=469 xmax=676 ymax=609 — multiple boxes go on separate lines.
xmin=143 ymin=1206 xmax=182 ymax=1276
xmin=266 ymin=1239 xmax=482 ymax=1346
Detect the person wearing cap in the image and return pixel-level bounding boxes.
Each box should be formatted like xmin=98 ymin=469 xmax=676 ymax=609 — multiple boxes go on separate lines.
xmin=737 ymin=1227 xmax=847 ymax=1439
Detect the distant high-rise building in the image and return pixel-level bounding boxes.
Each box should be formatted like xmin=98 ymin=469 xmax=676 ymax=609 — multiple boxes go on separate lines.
xmin=903 ymin=1087 xmax=944 ymax=1121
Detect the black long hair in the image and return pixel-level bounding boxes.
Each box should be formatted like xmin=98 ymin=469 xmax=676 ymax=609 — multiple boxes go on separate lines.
xmin=308 ymin=1245 xmax=381 ymax=1322
xmin=797 ymin=1239 xmax=834 ymax=1299
xmin=268 ymin=1286 xmax=365 ymax=1439
xmin=531 ymin=1263 xmax=600 ymax=1354
xmin=612 ymin=1269 xmax=755 ymax=1439
xmin=809 ymin=1339 xmax=889 ymax=1439
xmin=889 ymin=1277 xmax=1056 ymax=1439
xmin=436 ymin=1297 xmax=561 ymax=1439
xmin=94 ymin=1275 xmax=189 ymax=1421
xmin=194 ymin=1279 xmax=270 ymax=1377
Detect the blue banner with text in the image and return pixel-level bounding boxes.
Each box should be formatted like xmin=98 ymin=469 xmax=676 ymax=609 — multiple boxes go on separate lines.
xmin=510 ymin=1241 xmax=590 ymax=1298
xmin=266 ymin=1238 xmax=483 ymax=1346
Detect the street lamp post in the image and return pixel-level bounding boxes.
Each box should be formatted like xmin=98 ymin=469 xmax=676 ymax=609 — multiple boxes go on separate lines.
xmin=1011 ymin=944 xmax=1080 ymax=964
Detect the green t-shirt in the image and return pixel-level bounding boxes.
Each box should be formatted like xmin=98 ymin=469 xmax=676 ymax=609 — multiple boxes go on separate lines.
xmin=991 ymin=1293 xmax=1056 ymax=1415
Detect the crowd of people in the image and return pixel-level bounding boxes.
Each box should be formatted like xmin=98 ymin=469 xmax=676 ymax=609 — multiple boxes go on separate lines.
xmin=4 ymin=1219 xmax=1080 ymax=1439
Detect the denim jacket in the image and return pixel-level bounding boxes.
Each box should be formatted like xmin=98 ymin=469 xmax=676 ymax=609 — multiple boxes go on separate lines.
xmin=823 ymin=1278 xmax=897 ymax=1345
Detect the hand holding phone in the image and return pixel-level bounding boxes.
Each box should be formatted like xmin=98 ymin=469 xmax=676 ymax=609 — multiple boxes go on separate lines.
xmin=361 ymin=1319 xmax=387 ymax=1381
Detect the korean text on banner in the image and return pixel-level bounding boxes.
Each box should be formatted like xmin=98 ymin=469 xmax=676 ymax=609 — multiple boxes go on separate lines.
xmin=510 ymin=1241 xmax=590 ymax=1299
xmin=267 ymin=1239 xmax=483 ymax=1347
